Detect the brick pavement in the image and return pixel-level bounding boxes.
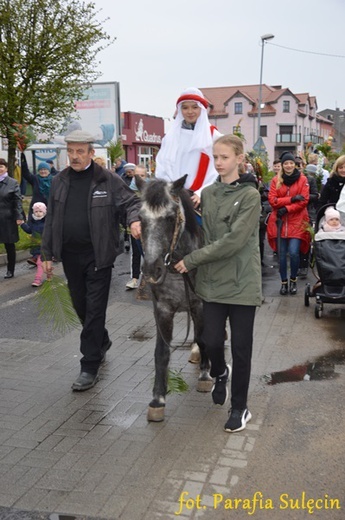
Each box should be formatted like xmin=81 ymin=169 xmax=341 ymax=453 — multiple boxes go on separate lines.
xmin=0 ymin=253 xmax=343 ymax=519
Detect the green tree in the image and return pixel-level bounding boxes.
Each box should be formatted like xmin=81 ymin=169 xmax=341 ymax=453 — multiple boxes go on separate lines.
xmin=0 ymin=0 xmax=114 ymax=175
xmin=106 ymin=138 xmax=124 ymax=166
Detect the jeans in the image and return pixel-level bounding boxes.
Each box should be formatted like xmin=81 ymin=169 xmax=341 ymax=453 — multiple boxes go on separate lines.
xmin=279 ymin=238 xmax=301 ymax=281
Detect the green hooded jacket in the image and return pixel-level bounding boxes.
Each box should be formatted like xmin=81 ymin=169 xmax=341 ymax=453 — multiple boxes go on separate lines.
xmin=184 ymin=174 xmax=262 ymax=306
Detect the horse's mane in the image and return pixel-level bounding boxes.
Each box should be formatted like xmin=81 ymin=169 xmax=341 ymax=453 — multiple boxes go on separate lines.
xmin=179 ymin=189 xmax=201 ymax=239
xmin=143 ymin=180 xmax=200 ymax=239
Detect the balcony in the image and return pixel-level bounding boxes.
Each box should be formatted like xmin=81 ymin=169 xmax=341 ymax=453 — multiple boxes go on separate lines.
xmin=276 ymin=134 xmax=301 ymax=144
xmin=304 ymin=135 xmax=324 ymax=145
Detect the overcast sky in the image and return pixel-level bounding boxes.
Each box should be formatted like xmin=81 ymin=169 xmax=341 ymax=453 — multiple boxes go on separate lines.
xmin=93 ymin=0 xmax=345 ymax=122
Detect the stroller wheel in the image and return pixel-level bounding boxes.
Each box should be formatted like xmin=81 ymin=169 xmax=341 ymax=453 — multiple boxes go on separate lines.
xmin=304 ymin=284 xmax=310 ymax=307
xmin=315 ymin=303 xmax=323 ymax=319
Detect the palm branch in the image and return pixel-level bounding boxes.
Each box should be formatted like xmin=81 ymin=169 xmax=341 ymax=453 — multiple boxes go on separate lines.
xmin=35 ymin=275 xmax=80 ymax=334
xmin=167 ymin=369 xmax=189 ymax=394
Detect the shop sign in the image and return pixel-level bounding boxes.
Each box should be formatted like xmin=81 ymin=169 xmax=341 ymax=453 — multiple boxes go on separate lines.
xmin=135 ymin=118 xmax=162 ymax=144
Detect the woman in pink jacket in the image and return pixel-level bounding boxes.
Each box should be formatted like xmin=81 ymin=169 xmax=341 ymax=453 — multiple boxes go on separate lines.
xmin=267 ymin=152 xmax=310 ymax=295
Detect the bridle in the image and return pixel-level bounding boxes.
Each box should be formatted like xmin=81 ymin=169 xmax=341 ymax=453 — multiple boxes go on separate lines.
xmin=163 ymin=197 xmax=186 ymax=268
xmin=143 ymin=195 xmax=196 ymax=350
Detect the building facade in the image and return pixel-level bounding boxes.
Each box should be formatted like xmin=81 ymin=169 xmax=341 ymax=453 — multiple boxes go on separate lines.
xmin=318 ymin=107 xmax=345 ymax=153
xmin=121 ymin=112 xmax=164 ymax=173
xmin=200 ymin=84 xmax=333 ymax=164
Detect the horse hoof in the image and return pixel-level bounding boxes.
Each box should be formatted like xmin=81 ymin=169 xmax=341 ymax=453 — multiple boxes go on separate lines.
xmin=147 ymin=406 xmax=165 ymax=422
xmin=197 ymin=378 xmax=213 ymax=392
xmin=188 ymin=343 xmax=200 ymax=364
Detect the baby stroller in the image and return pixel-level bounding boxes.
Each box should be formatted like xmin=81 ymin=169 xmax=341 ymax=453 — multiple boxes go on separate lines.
xmin=304 ymin=203 xmax=345 ymax=318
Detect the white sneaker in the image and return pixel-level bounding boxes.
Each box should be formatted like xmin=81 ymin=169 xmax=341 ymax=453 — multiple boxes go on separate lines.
xmin=224 ymin=408 xmax=252 ymax=433
xmin=126 ymin=278 xmax=139 ymax=289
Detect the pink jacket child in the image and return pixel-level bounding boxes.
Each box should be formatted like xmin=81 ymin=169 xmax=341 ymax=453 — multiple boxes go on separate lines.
xmin=21 ymin=202 xmax=48 ymax=287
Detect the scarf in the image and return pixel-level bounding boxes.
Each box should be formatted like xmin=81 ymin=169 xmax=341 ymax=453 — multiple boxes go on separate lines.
xmin=335 ymin=174 xmax=345 ymax=184
xmin=38 ymin=174 xmax=52 ymax=199
xmin=323 ymin=221 xmax=341 ymax=232
xmin=282 ymin=169 xmax=300 ymax=186
xmin=0 ymin=172 xmax=8 ymax=182
xmin=32 ymin=213 xmax=45 ymax=222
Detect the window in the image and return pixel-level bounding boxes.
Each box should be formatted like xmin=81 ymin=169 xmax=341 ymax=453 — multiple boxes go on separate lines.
xmin=234 ymin=102 xmax=243 ymax=114
xmin=283 ymin=100 xmax=290 ymax=113
xmin=280 ymin=125 xmax=293 ymax=135
xmin=260 ymin=126 xmax=267 ymax=137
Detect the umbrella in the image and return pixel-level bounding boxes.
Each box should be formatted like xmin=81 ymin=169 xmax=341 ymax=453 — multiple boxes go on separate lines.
xmin=276 ymin=217 xmax=283 ymax=261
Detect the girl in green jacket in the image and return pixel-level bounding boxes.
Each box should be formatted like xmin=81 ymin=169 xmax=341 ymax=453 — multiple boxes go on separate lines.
xmin=175 ymin=134 xmax=261 ymax=433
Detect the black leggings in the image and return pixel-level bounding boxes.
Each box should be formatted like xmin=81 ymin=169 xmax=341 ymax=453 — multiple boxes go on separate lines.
xmin=202 ymin=301 xmax=256 ymax=410
xmin=5 ymin=243 xmax=16 ymax=273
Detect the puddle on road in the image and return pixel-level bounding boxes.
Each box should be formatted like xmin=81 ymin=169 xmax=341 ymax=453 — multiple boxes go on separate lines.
xmin=128 ymin=326 xmax=154 ymax=342
xmin=263 ymin=348 xmax=345 ymax=385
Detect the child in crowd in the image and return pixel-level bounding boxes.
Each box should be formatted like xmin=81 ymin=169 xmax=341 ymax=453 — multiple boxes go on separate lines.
xmin=21 ymin=202 xmax=48 ymax=287
xmin=155 ymin=87 xmax=222 ymax=208
xmin=319 ymin=206 xmax=345 ymax=233
xmin=174 ymin=134 xmax=262 ymax=433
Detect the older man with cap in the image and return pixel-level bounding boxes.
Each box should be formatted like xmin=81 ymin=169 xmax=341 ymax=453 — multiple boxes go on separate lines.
xmin=121 ymin=162 xmax=136 ymax=186
xmin=41 ymin=130 xmax=141 ymax=391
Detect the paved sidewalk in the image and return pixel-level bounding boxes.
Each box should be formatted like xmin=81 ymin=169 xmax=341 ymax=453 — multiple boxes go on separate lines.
xmin=0 ymin=255 xmax=344 ymax=519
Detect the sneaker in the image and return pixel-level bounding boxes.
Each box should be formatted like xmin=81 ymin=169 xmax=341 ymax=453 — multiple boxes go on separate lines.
xmin=32 ymin=279 xmax=42 ymax=287
xmin=211 ymin=364 xmax=231 ymax=406
xmin=224 ymin=408 xmax=252 ymax=433
xmin=126 ymin=278 xmax=139 ymax=289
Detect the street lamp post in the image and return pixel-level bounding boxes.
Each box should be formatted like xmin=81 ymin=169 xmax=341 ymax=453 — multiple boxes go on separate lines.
xmin=257 ymin=33 xmax=274 ymax=142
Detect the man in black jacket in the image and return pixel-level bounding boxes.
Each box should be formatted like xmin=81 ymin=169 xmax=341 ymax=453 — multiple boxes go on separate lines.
xmin=41 ymin=130 xmax=141 ymax=391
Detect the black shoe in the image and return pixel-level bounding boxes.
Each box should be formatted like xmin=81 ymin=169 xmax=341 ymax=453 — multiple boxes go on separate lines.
xmin=224 ymin=408 xmax=252 ymax=433
xmin=100 ymin=340 xmax=112 ymax=364
xmin=4 ymin=271 xmax=14 ymax=279
xmin=27 ymin=257 xmax=37 ymax=266
xmin=211 ymin=364 xmax=231 ymax=406
xmin=297 ymin=268 xmax=308 ymax=279
xmin=290 ymin=278 xmax=297 ymax=295
xmin=72 ymin=371 xmax=99 ymax=391
xmin=280 ymin=281 xmax=288 ymax=295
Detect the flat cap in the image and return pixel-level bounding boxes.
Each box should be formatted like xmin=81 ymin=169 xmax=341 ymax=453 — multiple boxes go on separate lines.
xmin=64 ymin=129 xmax=95 ymax=143
xmin=124 ymin=163 xmax=136 ymax=171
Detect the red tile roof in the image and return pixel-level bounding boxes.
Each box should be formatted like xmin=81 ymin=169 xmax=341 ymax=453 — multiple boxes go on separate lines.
xmin=201 ymin=84 xmax=302 ymax=116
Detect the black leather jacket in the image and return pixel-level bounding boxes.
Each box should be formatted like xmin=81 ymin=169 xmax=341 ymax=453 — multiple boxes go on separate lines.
xmin=41 ymin=162 xmax=141 ymax=269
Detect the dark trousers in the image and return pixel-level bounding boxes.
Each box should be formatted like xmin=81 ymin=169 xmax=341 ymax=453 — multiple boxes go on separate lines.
xmin=259 ymin=224 xmax=266 ymax=264
xmin=5 ymin=243 xmax=16 ymax=273
xmin=130 ymin=235 xmax=142 ymax=279
xmin=202 ymin=301 xmax=256 ymax=410
xmin=62 ymin=250 xmax=112 ymax=374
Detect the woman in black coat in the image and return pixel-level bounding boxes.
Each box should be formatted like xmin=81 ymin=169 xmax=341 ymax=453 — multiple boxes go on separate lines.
xmin=0 ymin=158 xmax=24 ymax=278
xmin=317 ymin=155 xmax=345 ymax=210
